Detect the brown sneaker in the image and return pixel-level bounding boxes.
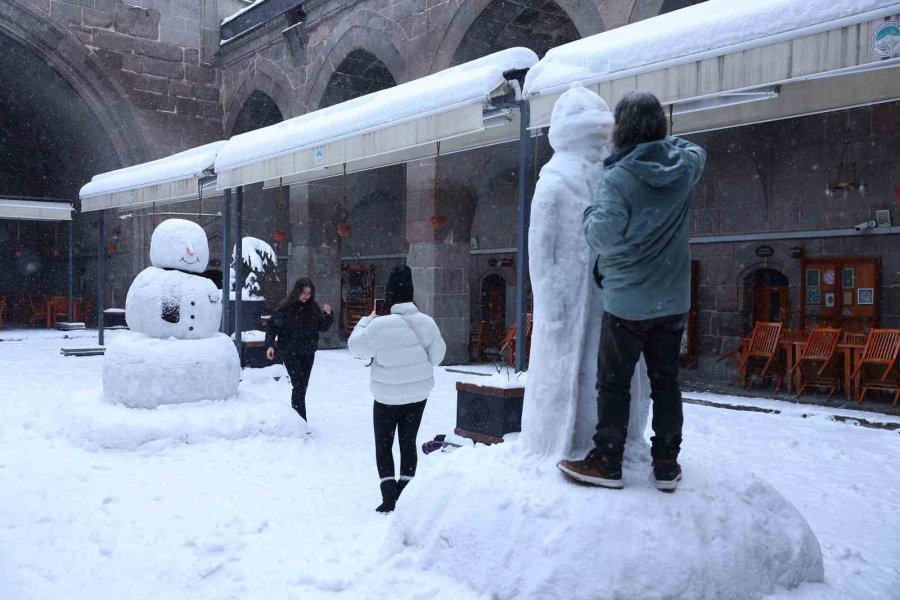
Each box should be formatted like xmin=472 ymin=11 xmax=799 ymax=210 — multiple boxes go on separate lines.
xmin=557 ymin=449 xmax=623 ymax=489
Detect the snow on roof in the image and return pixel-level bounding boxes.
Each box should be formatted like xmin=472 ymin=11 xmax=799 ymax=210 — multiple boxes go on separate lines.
xmin=524 ymin=0 xmax=899 ymax=97
xmin=221 ymin=0 xmax=267 ymax=26
xmin=80 ymin=141 xmax=227 ymax=199
xmin=214 ymin=47 xmax=538 ymax=173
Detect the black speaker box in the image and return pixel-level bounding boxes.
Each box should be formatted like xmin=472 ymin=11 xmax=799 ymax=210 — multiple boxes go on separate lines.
xmin=455 ymin=382 xmax=524 ymax=443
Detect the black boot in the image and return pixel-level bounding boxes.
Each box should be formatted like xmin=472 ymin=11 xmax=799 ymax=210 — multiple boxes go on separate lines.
xmin=376 ymin=479 xmax=399 ymax=513
xmin=396 ymin=477 xmax=411 ymax=501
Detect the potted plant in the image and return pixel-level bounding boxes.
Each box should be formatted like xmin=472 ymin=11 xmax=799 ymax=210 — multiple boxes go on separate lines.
xmin=230 ymin=237 xmax=280 ymax=335
xmin=336 ymin=223 xmax=352 ymax=237
xmin=272 ymin=230 xmax=288 ymax=242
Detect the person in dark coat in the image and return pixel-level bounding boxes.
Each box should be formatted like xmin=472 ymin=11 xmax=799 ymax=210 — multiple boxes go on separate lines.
xmin=265 ymin=277 xmax=333 ymax=425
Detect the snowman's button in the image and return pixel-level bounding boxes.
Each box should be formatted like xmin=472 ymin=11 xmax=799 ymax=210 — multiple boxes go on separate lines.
xmin=189 ymin=326 xmax=194 ymax=331
xmin=191 ymin=301 xmax=196 ymax=306
xmin=190 ymin=315 xmax=195 ymax=319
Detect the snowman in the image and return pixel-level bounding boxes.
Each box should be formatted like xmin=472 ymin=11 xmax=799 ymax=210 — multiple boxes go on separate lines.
xmin=519 ymin=83 xmax=652 ymax=463
xmin=103 ymin=219 xmax=241 ymax=409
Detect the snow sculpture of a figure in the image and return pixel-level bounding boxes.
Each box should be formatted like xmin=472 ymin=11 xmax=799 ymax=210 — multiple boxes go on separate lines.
xmin=103 ymin=219 xmax=241 ymax=408
xmin=520 ymin=83 xmax=651 ymax=462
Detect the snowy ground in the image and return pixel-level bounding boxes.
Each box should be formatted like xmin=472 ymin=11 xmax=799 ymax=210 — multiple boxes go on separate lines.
xmin=0 ymin=329 xmax=898 ymax=599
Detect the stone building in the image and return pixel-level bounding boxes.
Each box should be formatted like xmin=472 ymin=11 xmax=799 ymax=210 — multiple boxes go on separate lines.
xmin=1 ymin=0 xmax=897 ymax=368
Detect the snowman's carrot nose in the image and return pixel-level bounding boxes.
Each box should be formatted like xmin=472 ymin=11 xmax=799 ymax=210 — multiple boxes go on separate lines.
xmin=187 ymin=245 xmax=195 ymax=256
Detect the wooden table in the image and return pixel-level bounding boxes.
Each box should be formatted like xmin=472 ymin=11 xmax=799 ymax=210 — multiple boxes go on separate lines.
xmin=786 ymin=341 xmax=866 ymax=401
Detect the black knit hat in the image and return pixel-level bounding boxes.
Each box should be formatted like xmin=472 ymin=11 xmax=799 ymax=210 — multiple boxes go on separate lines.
xmin=386 ymin=265 xmax=414 ymax=304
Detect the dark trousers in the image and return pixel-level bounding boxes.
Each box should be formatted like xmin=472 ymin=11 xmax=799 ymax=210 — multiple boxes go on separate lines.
xmin=594 ymin=311 xmax=686 ymax=460
xmin=373 ymin=400 xmax=427 ymax=480
xmin=284 ymin=353 xmax=315 ymax=421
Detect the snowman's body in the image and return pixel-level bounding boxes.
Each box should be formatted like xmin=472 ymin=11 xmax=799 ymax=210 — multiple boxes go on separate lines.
xmin=520 ymin=85 xmax=651 ymax=462
xmin=104 ymin=219 xmax=240 ymax=409
xmin=126 ymin=268 xmax=221 ymax=339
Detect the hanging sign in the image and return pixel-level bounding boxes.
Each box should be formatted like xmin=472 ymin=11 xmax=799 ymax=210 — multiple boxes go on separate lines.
xmin=755 ymin=245 xmax=774 ymax=258
xmin=872 ymin=22 xmax=900 ymax=57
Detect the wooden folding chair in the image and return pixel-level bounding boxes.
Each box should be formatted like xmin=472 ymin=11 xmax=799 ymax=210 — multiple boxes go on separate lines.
xmin=734 ymin=321 xmax=784 ymax=392
xmin=48 ymin=296 xmax=71 ymax=325
xmin=790 ymin=328 xmax=841 ymax=399
xmin=27 ymin=295 xmax=50 ymax=328
xmin=842 ymin=332 xmax=868 ymax=346
xmin=851 ymin=329 xmax=900 ymax=406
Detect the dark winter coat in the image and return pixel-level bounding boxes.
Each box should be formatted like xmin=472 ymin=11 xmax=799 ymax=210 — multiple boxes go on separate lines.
xmin=583 ymin=136 xmax=706 ymax=321
xmin=265 ymin=300 xmax=334 ymax=357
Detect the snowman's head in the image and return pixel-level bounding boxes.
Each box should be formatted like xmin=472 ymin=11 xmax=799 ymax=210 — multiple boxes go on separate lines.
xmin=149 ymin=219 xmax=209 ymax=273
xmin=548 ymin=82 xmax=613 ymax=154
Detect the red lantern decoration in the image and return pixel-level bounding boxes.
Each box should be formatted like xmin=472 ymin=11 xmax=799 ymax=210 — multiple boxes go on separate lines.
xmin=336 ymin=224 xmax=352 ymax=237
xmin=106 ymin=243 xmax=118 ymax=255
xmin=12 ymin=248 xmax=22 ymax=258
xmin=429 ymin=215 xmax=447 ymax=229
xmin=273 ymin=230 xmax=288 ymax=242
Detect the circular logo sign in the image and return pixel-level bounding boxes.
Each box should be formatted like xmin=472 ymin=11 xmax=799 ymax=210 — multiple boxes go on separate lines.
xmin=872 ymin=21 xmax=900 ymax=58
xmin=314 ymin=146 xmax=326 ymax=166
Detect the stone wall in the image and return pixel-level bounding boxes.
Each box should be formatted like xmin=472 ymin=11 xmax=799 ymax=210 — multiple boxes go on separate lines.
xmin=686 ymin=102 xmax=900 ymax=359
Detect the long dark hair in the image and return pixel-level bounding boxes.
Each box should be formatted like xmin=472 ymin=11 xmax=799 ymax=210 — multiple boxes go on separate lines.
xmin=613 ymin=91 xmax=668 ymax=151
xmin=280 ymin=277 xmax=320 ymax=323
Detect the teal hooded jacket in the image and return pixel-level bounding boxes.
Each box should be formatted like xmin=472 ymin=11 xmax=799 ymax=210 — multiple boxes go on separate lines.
xmin=582 ymin=136 xmax=706 ymax=321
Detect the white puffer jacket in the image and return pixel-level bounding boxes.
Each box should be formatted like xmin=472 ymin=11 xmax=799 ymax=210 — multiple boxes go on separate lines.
xmin=348 ymin=302 xmax=446 ymax=405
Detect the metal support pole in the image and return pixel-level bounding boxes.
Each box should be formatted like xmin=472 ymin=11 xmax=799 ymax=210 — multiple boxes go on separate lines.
xmin=97 ymin=210 xmax=106 ymax=346
xmin=514 ymin=100 xmax=535 ymax=372
xmin=233 ymin=186 xmax=244 ymax=359
xmin=67 ymin=219 xmax=74 ymax=322
xmin=221 ymin=188 xmax=232 ymax=333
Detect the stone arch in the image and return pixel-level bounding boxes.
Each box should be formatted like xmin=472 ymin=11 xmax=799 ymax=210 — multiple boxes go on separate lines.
xmin=305 ymin=11 xmax=406 ymax=110
xmin=429 ymin=0 xmax=603 ymax=74
xmin=223 ymin=59 xmax=294 ymax=135
xmin=630 ymin=0 xmax=708 ymax=22
xmin=0 ymin=0 xmax=148 ymax=169
xmin=228 ymin=90 xmax=285 ymax=137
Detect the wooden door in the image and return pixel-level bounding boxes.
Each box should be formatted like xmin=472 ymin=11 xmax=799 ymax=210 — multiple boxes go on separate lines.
xmin=341 ymin=264 xmax=375 ymax=334
xmin=801 ymin=257 xmax=880 ymax=331
xmin=752 ymin=286 xmax=790 ymax=325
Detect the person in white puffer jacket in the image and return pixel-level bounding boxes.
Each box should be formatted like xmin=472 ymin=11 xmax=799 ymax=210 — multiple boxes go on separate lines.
xmin=348 ymin=265 xmax=446 ymax=513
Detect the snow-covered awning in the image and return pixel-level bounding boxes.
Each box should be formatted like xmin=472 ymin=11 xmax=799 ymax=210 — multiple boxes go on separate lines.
xmin=524 ymin=0 xmax=900 ymax=134
xmin=215 ymin=48 xmax=538 ymax=189
xmin=0 ymin=199 xmax=73 ymax=221
xmin=79 ymin=141 xmax=227 ymax=212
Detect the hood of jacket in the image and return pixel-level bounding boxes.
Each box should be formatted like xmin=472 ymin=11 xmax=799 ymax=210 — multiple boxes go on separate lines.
xmin=548 ymin=83 xmax=613 ymax=158
xmin=604 ymin=138 xmax=694 ymax=188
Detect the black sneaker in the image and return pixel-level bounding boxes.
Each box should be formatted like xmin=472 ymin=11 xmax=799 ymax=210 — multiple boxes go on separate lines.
xmin=652 ymin=459 xmax=682 ymax=492
xmin=557 ymin=449 xmax=623 ymax=489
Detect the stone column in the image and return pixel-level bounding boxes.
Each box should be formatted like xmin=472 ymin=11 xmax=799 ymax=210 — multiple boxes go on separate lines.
xmin=287 ymin=182 xmax=342 ymax=348
xmin=406 ymin=158 xmax=471 ymax=364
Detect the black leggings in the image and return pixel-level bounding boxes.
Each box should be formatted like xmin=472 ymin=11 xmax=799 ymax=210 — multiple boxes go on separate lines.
xmin=284 ymin=353 xmax=315 ymax=421
xmin=373 ymin=400 xmax=427 ymax=480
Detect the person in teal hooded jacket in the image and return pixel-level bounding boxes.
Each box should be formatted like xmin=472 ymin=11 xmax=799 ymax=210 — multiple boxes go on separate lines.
xmin=558 ymin=91 xmax=706 ymax=492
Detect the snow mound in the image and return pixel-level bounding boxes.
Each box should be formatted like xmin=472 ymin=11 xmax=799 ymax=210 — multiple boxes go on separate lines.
xmin=103 ymin=332 xmax=240 ymax=408
xmin=389 ymin=444 xmax=824 ymax=600
xmin=51 ymin=386 xmax=304 ymax=451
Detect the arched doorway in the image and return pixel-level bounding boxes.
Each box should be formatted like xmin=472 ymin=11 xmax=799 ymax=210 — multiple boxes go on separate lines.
xmin=744 ymin=268 xmax=790 ymax=325
xmin=227 ymin=91 xmax=287 ymax=307
xmin=231 ymin=90 xmax=284 ymax=136
xmin=660 ymin=0 xmax=708 ymax=14
xmin=449 ymin=1 xmax=579 ymax=348
xmin=480 ymin=273 xmax=507 ymax=324
xmin=315 ymin=49 xmax=405 ymax=335
xmin=0 ymin=31 xmax=122 ymax=324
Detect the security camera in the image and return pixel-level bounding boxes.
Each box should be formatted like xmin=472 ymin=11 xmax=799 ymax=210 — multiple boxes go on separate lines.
xmin=854 ymin=220 xmax=877 ymax=231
